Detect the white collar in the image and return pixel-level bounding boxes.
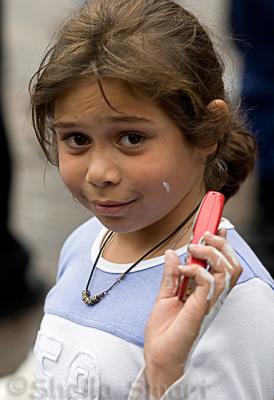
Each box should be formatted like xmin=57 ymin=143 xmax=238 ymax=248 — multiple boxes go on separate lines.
xmin=90 ymin=218 xmax=234 ymax=274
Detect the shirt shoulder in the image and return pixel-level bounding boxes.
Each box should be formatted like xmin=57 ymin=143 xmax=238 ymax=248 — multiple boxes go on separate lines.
xmin=226 ymin=228 xmax=274 ymax=291
xmin=57 ymin=217 xmax=104 ymax=281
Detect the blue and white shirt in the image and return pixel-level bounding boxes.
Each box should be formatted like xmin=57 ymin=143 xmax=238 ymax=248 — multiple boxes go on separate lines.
xmin=33 ymin=217 xmax=274 ymax=400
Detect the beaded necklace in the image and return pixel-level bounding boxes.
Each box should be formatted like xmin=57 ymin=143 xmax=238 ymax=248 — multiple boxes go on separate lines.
xmin=82 ymin=203 xmax=200 ymax=306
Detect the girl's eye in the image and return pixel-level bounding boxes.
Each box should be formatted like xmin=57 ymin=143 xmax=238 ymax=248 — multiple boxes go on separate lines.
xmin=119 ymin=133 xmax=144 ymax=148
xmin=63 ymin=133 xmax=90 ymax=148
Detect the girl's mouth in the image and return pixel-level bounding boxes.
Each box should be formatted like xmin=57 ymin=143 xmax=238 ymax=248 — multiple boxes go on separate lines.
xmin=93 ymin=199 xmax=136 ymax=216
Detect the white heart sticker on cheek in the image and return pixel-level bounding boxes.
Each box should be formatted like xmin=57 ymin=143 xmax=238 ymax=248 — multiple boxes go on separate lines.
xmin=163 ymin=181 xmax=171 ymax=193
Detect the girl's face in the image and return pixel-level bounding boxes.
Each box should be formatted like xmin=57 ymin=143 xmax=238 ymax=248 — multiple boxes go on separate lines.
xmin=54 ymin=79 xmax=214 ymax=235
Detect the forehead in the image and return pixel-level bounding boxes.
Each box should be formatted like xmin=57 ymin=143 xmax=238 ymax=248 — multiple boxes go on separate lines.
xmin=54 ymin=78 xmax=164 ymax=125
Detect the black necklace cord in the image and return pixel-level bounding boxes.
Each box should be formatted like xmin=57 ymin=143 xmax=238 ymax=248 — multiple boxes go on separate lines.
xmin=82 ymin=202 xmax=201 ymax=306
xmin=85 ymin=229 xmax=114 ymax=289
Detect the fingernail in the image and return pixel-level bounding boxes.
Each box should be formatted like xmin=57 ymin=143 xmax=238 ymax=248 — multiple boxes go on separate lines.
xmin=188 ymin=244 xmax=200 ymax=251
xmin=203 ymin=231 xmax=211 ymax=237
xmin=165 ymin=249 xmax=177 ymax=260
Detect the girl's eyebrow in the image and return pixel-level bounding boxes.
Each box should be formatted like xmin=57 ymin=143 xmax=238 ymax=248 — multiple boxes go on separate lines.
xmin=53 ymin=115 xmax=153 ymax=129
xmin=107 ymin=115 xmax=153 ymax=124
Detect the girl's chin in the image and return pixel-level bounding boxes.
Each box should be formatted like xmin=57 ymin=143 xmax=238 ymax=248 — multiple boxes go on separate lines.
xmin=94 ymin=215 xmax=147 ymax=234
xmin=97 ymin=220 xmax=139 ymax=234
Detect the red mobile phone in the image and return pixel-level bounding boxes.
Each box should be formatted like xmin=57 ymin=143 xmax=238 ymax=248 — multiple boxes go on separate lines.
xmin=177 ymin=191 xmax=225 ymax=303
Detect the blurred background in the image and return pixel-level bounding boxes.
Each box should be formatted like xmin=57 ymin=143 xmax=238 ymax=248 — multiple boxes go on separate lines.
xmin=0 ymin=0 xmax=91 ymax=377
xmin=0 ymin=0 xmax=272 ymax=385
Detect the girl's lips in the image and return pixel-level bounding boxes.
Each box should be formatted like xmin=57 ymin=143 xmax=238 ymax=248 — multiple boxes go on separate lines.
xmin=93 ymin=199 xmax=136 ymax=215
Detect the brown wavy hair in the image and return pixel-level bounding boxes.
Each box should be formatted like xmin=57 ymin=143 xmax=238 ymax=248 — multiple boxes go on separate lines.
xmin=29 ymin=0 xmax=256 ymax=200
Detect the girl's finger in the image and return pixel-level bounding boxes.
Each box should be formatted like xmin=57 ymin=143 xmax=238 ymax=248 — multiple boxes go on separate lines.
xmin=177 ymin=264 xmax=216 ymax=316
xmin=203 ymin=231 xmax=243 ymax=286
xmin=218 ymin=227 xmax=227 ymax=239
xmin=204 ymin=231 xmax=239 ymax=266
xmin=157 ymin=249 xmax=181 ymax=300
xmin=188 ymin=243 xmax=234 ymax=299
xmin=188 ymin=243 xmax=234 ymax=274
xmin=179 ymin=263 xmax=231 ymax=315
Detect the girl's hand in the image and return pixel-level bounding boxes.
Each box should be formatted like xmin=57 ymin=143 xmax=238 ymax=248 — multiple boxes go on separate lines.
xmin=144 ymin=229 xmax=242 ymax=399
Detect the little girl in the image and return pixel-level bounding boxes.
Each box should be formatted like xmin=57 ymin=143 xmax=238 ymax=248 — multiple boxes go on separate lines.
xmin=29 ymin=0 xmax=274 ymax=399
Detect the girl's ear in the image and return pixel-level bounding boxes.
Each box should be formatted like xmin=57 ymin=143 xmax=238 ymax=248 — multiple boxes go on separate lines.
xmin=199 ymin=99 xmax=229 ymax=157
xmin=207 ymin=99 xmax=228 ymax=114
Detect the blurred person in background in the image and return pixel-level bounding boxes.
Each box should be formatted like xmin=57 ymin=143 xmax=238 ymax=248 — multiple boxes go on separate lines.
xmin=230 ymin=0 xmax=274 ymax=278
xmin=0 ymin=0 xmax=44 ymax=317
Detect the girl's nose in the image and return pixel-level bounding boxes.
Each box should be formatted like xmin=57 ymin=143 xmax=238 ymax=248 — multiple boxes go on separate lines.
xmin=85 ymin=157 xmax=121 ymax=188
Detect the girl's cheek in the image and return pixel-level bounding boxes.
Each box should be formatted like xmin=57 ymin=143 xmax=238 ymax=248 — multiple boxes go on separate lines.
xmin=59 ymin=165 xmax=78 ymax=191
